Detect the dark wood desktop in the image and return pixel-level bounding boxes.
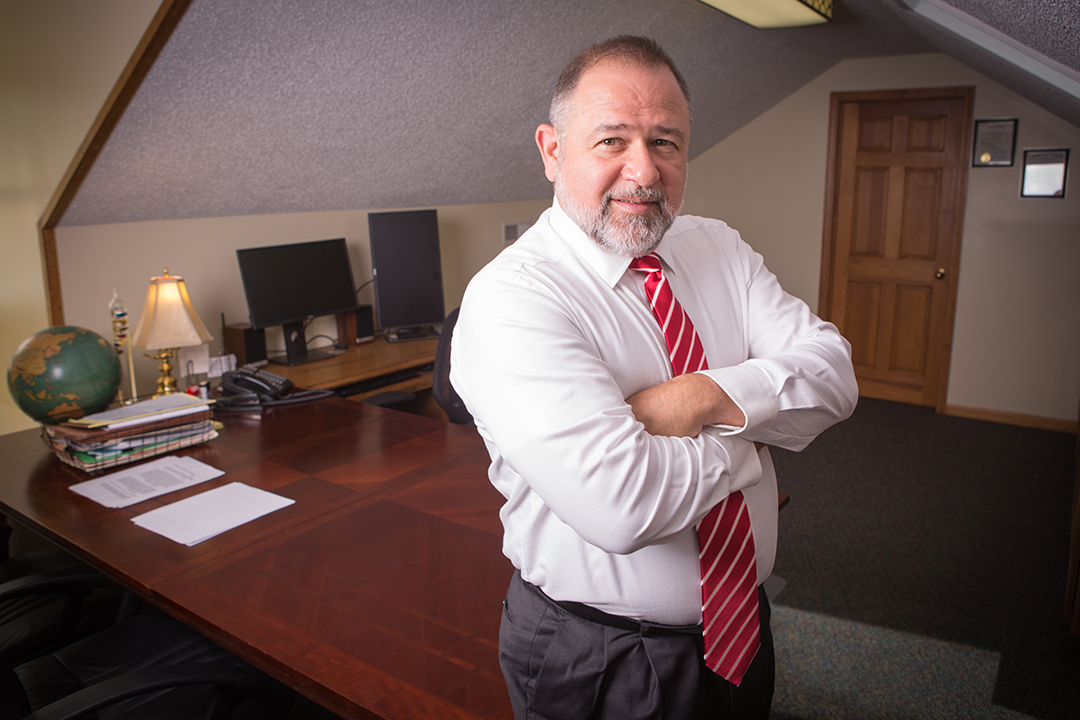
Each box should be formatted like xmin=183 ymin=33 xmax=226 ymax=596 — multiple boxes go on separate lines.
xmin=1 ymin=369 xmax=792 ymax=719
xmin=265 ymin=335 xmax=442 ymax=415
xmin=0 ymin=398 xmax=513 ymax=720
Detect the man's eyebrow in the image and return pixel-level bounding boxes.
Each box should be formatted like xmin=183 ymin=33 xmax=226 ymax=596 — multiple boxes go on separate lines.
xmin=655 ymin=125 xmax=687 ymax=142
xmin=589 ymin=123 xmax=686 ymax=142
xmin=588 ymin=123 xmax=630 ymax=137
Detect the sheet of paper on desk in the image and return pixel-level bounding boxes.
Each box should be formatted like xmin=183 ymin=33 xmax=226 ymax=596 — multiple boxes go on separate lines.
xmin=69 ymin=456 xmax=224 ymax=508
xmin=131 ymin=482 xmax=295 ymax=546
xmin=67 ymin=393 xmax=212 ymax=429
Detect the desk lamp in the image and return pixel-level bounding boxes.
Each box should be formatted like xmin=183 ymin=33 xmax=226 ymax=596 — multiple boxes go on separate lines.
xmin=131 ymin=268 xmax=213 ymax=397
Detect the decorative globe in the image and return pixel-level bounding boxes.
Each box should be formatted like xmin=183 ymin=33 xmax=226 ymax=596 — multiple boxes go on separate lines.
xmin=7 ymin=326 xmax=122 ymax=425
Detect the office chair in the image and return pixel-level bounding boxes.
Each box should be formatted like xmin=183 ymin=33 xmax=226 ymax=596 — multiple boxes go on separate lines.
xmin=0 ymin=525 xmax=130 ymax=667
xmin=431 ymin=307 xmax=473 ymax=426
xmin=1 ymin=608 xmax=291 ymax=720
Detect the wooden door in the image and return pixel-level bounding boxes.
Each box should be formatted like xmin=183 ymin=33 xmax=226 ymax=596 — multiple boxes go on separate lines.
xmin=820 ymin=88 xmax=974 ymax=408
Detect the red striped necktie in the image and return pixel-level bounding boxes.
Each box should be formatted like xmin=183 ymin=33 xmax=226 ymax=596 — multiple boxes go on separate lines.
xmin=628 ymin=253 xmax=760 ymax=686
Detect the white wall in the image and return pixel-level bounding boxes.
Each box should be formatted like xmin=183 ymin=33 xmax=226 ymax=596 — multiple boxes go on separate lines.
xmin=0 ymin=0 xmax=161 ymax=435
xmin=683 ymin=54 xmax=1080 ymax=424
xmin=54 ymin=200 xmax=551 ymax=394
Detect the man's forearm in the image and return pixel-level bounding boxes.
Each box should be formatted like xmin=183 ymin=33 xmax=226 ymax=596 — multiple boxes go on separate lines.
xmin=627 ymin=373 xmax=746 ymax=438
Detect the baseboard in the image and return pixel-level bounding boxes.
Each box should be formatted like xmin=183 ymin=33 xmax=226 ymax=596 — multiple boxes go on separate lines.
xmin=944 ymin=404 xmax=1078 ymax=434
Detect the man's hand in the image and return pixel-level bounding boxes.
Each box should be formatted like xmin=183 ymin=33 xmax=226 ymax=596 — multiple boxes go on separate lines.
xmin=627 ymin=373 xmax=746 ymax=438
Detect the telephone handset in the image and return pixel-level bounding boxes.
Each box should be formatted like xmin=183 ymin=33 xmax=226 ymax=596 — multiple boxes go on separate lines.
xmin=221 ymin=365 xmax=292 ymax=400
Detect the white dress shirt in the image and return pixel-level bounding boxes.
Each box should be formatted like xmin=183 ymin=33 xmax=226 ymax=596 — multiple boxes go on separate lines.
xmin=450 ymin=198 xmax=857 ymax=625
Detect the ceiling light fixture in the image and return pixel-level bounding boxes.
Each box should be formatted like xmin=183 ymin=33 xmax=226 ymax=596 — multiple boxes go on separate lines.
xmin=698 ymin=0 xmax=832 ymax=28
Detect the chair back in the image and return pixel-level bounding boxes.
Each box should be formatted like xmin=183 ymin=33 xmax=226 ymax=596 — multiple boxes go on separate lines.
xmin=432 ymin=308 xmax=473 ymax=425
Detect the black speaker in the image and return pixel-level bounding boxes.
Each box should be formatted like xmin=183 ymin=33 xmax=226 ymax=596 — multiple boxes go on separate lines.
xmin=222 ymin=323 xmax=267 ymax=365
xmin=337 ymin=304 xmax=375 ymax=345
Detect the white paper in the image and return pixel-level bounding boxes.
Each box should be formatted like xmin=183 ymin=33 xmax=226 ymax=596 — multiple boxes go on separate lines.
xmin=102 ymin=403 xmax=209 ymax=430
xmin=131 ymin=482 xmax=295 ymax=546
xmin=208 ymin=354 xmax=237 ymax=378
xmin=69 ymin=456 xmax=224 ymax=508
xmin=69 ymin=393 xmax=212 ymax=429
xmin=178 ymin=344 xmax=211 ymax=377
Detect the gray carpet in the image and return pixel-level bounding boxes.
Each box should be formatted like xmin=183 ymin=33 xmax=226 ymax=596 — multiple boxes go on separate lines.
xmin=771 ymin=604 xmax=1036 ymax=719
xmin=769 ymin=398 xmax=1079 ymax=720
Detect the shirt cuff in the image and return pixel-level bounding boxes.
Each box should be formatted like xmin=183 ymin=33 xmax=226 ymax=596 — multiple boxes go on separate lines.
xmin=698 ymin=363 xmax=779 ymax=437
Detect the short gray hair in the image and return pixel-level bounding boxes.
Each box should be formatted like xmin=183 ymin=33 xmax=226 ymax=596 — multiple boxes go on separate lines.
xmin=549 ymin=36 xmax=692 ymax=132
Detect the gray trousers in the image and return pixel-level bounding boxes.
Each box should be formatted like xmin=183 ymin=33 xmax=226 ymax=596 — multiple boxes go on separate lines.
xmin=499 ymin=570 xmax=774 ymax=720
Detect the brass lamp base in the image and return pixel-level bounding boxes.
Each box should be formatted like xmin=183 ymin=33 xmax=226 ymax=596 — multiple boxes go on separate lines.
xmin=146 ymin=348 xmax=180 ymax=397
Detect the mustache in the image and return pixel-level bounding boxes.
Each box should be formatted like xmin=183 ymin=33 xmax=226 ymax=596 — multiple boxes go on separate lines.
xmin=602 ymin=186 xmax=668 ymax=208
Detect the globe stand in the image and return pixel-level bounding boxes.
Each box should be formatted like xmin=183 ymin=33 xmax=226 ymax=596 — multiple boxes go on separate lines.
xmin=146 ymin=348 xmax=180 ymax=397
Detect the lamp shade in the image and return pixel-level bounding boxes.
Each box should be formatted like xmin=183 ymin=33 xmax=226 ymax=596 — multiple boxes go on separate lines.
xmin=131 ymin=269 xmax=213 ymax=350
xmin=699 ymin=0 xmax=832 ymax=28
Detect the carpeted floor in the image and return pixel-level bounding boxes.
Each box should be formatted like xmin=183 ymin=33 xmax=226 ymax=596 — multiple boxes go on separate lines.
xmin=768 ymin=397 xmax=1079 ymax=720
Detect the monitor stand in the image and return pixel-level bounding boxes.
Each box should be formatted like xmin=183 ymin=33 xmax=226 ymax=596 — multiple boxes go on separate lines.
xmin=276 ymin=321 xmax=343 ymax=366
xmin=385 ymin=325 xmax=439 ymax=343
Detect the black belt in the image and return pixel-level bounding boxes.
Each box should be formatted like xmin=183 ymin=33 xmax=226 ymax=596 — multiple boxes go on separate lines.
xmin=524 ymin=577 xmax=703 ymax=638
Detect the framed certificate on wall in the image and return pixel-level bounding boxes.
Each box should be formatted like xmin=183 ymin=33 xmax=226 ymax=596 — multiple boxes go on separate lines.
xmin=972 ymin=119 xmax=1017 ymax=167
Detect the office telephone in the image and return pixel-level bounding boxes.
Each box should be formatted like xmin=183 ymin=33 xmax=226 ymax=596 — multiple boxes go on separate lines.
xmin=221 ymin=365 xmax=292 ymax=400
xmin=218 ymin=364 xmax=332 ymax=410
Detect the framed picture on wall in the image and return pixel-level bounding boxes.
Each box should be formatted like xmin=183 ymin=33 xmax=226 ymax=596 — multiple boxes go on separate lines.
xmin=972 ymin=119 xmax=1017 ymax=166
xmin=1021 ymin=149 xmax=1069 ymax=198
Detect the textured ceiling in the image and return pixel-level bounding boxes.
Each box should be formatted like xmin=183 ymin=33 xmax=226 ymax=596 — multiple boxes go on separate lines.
xmin=891 ymin=0 xmax=1080 ymax=129
xmin=941 ymin=0 xmax=1079 ymax=69
xmin=58 ymin=0 xmax=1079 ymax=226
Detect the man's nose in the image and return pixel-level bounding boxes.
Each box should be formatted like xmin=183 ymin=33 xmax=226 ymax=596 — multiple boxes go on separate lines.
xmin=622 ymin=142 xmax=661 ymax=187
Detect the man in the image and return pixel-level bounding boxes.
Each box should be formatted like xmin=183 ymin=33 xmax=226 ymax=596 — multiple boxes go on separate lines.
xmin=450 ymin=36 xmax=857 ymax=719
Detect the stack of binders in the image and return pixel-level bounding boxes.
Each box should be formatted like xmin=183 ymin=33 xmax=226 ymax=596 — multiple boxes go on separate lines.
xmin=43 ymin=394 xmax=217 ymax=473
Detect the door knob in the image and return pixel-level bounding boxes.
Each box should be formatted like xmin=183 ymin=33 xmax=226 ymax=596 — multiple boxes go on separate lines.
xmin=935 ymin=268 xmax=946 ymax=279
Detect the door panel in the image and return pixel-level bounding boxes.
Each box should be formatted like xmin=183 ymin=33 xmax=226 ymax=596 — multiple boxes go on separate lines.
xmin=845 ymin=281 xmax=881 ymax=368
xmin=821 ymin=88 xmax=973 ymax=408
xmin=892 ymin=285 xmax=932 ymax=373
xmin=900 ymin=169 xmax=940 ymax=260
xmin=853 ymin=168 xmax=889 ymax=256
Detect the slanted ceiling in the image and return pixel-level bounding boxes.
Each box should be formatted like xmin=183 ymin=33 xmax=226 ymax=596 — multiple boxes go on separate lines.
xmin=56 ymin=0 xmax=1080 ymax=227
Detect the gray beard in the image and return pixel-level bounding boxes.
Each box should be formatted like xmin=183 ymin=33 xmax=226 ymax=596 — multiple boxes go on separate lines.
xmin=556 ymin=174 xmax=680 ymax=258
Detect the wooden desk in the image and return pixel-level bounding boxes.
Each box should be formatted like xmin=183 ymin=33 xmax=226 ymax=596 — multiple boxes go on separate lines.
xmin=0 ymin=400 xmax=512 ymax=719
xmin=265 ymin=336 xmax=439 ymax=402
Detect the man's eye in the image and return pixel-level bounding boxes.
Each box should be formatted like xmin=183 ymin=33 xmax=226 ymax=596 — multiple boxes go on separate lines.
xmin=600 ymin=138 xmax=620 ymax=146
xmin=653 ymin=139 xmax=675 ymax=148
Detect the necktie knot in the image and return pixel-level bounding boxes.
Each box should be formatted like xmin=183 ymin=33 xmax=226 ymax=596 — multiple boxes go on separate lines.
xmin=628 ymin=253 xmax=663 ymax=273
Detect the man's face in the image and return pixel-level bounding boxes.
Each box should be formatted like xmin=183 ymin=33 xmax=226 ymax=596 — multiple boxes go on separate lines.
xmin=536 ymin=59 xmax=690 ymax=257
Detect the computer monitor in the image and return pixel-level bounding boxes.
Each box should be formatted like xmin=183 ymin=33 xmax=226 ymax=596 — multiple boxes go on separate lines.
xmin=236 ymin=238 xmax=357 ymax=365
xmin=368 ymin=209 xmax=446 ymax=342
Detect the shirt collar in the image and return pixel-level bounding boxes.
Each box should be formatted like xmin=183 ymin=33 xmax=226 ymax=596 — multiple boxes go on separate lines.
xmin=550 ymin=196 xmax=673 ymax=288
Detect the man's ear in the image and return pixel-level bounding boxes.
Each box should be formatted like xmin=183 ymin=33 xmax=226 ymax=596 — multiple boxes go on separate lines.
xmin=536 ymin=124 xmax=560 ymax=183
